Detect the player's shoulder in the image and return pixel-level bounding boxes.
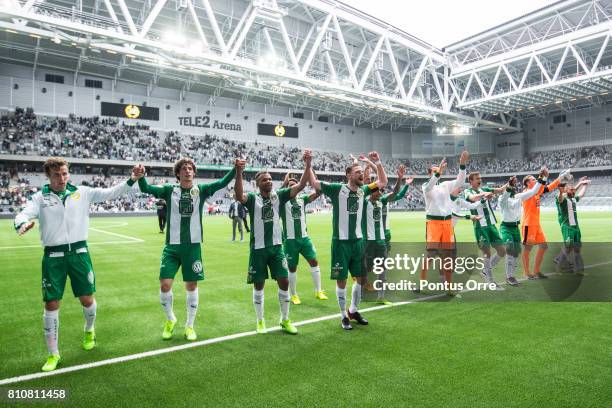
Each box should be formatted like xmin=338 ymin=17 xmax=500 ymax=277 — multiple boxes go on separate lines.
xmin=321 ymin=181 xmax=342 ymax=193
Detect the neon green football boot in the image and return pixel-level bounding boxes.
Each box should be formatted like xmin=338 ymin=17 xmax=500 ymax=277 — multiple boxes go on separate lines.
xmin=256 ymin=319 xmax=267 ymax=334
xmin=184 ymin=327 xmax=197 ymax=341
xmin=280 ymin=319 xmax=298 ymax=335
xmin=82 ymin=330 xmax=96 ymax=350
xmin=162 ymin=319 xmax=177 ymax=340
xmin=41 ymin=354 xmax=60 ymax=372
xmin=315 ymin=290 xmax=328 ymax=300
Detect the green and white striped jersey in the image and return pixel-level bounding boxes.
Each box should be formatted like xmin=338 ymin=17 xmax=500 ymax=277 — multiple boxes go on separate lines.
xmin=362 ymin=198 xmax=385 ymax=243
xmin=279 ymin=194 xmax=310 ymax=240
xmin=246 ymin=188 xmax=291 ymax=249
xmin=556 ymin=195 xmax=580 ymax=227
xmin=138 ymin=169 xmax=235 ymax=245
xmin=320 ymin=182 xmax=373 ymax=240
xmin=465 ymin=186 xmax=497 ymax=228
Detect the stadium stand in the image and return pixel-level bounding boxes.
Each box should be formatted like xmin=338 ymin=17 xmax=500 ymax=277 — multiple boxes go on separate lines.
xmin=3 ymin=109 xmax=612 ymax=176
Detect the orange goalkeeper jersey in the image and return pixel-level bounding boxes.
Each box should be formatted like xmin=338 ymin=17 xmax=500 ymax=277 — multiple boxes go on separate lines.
xmin=521 ymin=178 xmax=561 ymax=226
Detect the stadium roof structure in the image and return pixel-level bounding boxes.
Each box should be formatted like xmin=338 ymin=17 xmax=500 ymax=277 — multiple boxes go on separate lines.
xmin=0 ymin=0 xmax=610 ymax=131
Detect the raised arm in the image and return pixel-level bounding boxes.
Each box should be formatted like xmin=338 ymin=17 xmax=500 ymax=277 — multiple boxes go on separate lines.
xmin=575 ymin=177 xmax=590 ymax=199
xmin=543 ymin=167 xmax=570 ymax=194
xmin=544 ymin=177 xmax=562 ymax=194
xmin=14 ymin=194 xmax=40 ymax=235
xmin=423 ymin=157 xmax=446 ymax=193
xmin=138 ymin=176 xmax=166 ymax=198
xmin=309 ymin=166 xmax=321 ymax=192
xmin=234 ymin=159 xmax=247 ymax=204
xmin=459 ymin=196 xmax=483 ymax=210
xmin=515 ymin=177 xmax=544 ymax=201
xmin=557 ymin=189 xmax=566 ymax=205
xmin=289 ymin=149 xmax=312 ymax=199
xmin=491 ymin=185 xmax=507 ymax=194
xmin=363 ymin=161 xmax=376 ymax=185
xmin=307 ymin=191 xmax=321 ymax=203
xmin=88 ymin=168 xmax=138 ymax=203
xmin=385 ymin=165 xmax=405 ymax=201
xmin=451 ymin=151 xmax=469 ymax=191
xmin=201 ymin=166 xmax=237 ymax=196
xmin=369 ymin=151 xmax=387 ymax=189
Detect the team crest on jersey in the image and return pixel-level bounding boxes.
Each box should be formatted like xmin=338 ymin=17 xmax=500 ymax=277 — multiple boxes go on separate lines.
xmin=190 ymin=187 xmax=199 ymax=197
xmin=192 ymin=261 xmax=203 ymax=274
xmin=71 ymin=192 xmax=81 ymax=201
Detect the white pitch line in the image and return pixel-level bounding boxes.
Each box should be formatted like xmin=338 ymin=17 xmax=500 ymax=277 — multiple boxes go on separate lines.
xmin=1 ymin=260 xmax=610 ymax=385
xmin=0 ymin=241 xmax=142 ymax=250
xmin=89 ymin=222 xmax=129 ymax=228
xmin=89 ymin=227 xmax=144 ymax=243
xmin=0 ymin=292 xmax=444 ymax=386
xmin=0 ymin=225 xmax=143 ymax=250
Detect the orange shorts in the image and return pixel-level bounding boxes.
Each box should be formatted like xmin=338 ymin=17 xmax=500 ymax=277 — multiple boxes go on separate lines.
xmin=522 ymin=224 xmax=547 ymax=246
xmin=426 ymin=219 xmax=454 ymax=250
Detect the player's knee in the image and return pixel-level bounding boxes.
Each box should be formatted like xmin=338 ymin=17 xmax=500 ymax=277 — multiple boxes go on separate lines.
xmin=277 ymin=278 xmax=289 ymax=291
xmin=254 ymin=282 xmax=265 ymax=291
xmin=185 ymin=281 xmax=198 ymax=291
xmin=160 ymin=281 xmax=173 ymax=292
xmin=45 ymin=300 xmax=60 ymax=311
xmin=308 ymin=259 xmax=318 ymax=267
xmin=496 ymin=246 xmax=506 ymax=257
xmin=79 ymin=295 xmax=94 ymax=307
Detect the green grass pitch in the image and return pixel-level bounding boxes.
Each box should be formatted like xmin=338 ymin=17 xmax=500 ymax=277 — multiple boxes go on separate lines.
xmin=0 ymin=211 xmax=611 ymax=407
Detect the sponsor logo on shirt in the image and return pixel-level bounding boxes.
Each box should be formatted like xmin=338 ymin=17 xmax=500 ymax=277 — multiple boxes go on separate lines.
xmin=179 ymin=193 xmax=194 ymax=216
xmin=373 ymin=205 xmax=382 ymax=221
xmin=42 ymin=196 xmax=59 ymax=208
xmin=348 ymin=195 xmax=360 ymax=214
xmin=291 ymin=202 xmax=302 ymax=219
xmin=261 ymin=200 xmax=274 ymax=222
